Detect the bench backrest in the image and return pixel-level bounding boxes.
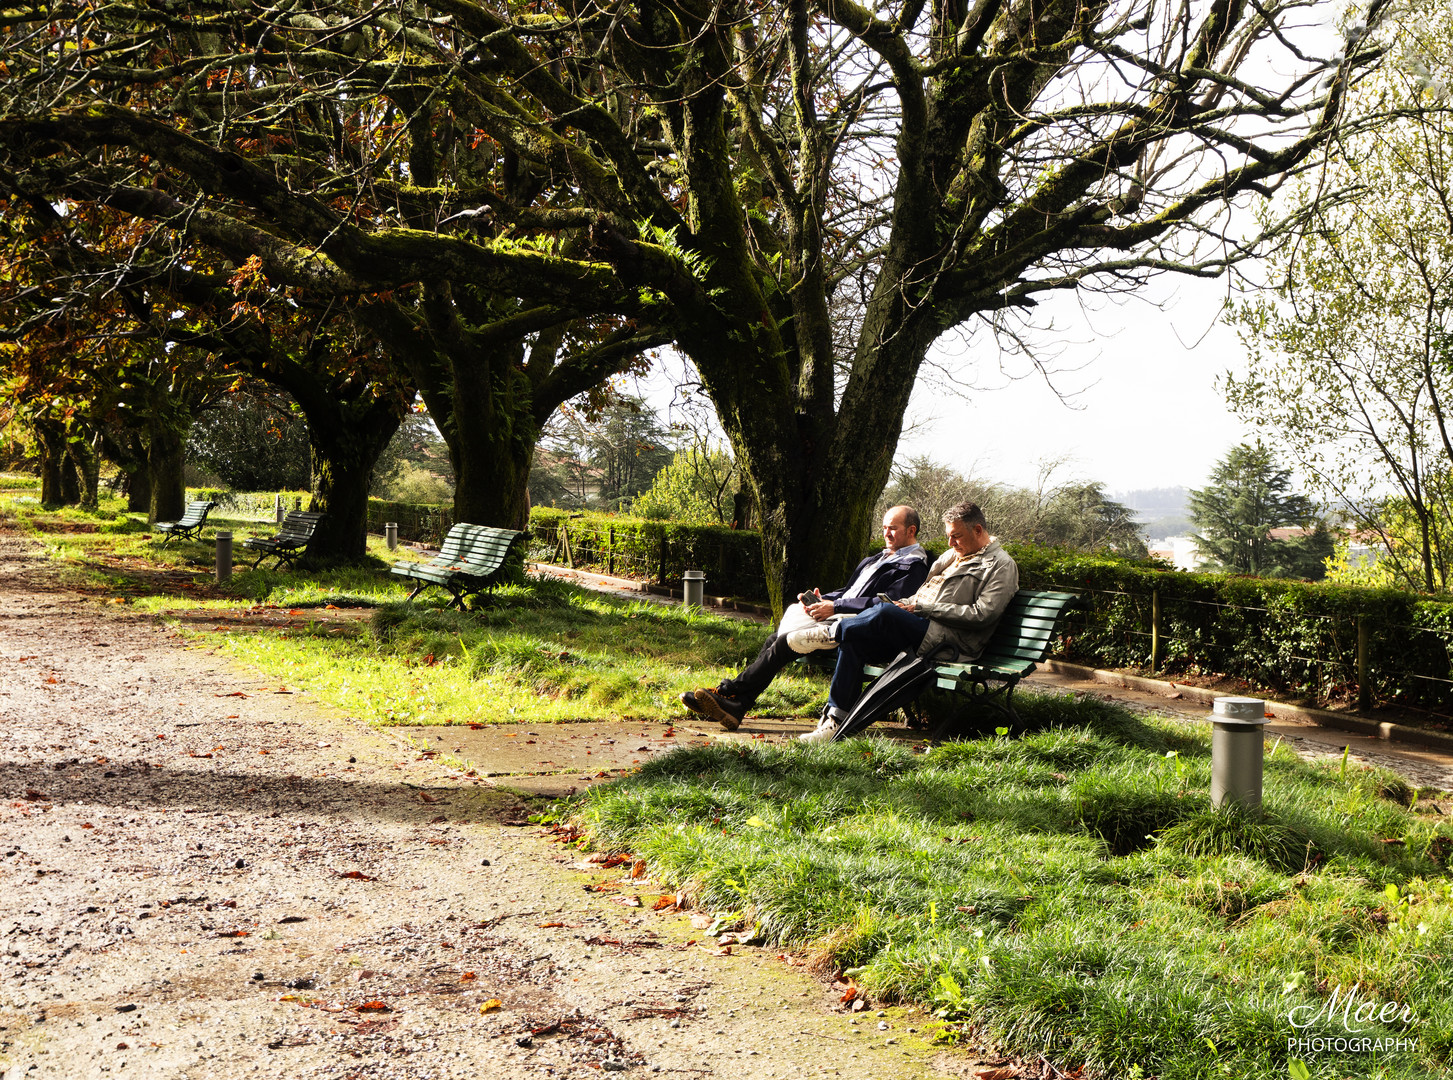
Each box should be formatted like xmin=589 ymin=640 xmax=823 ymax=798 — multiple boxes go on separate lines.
xmin=275 ymin=510 xmax=326 ymax=543
xmin=437 ymin=523 xmax=525 ymax=570
xmin=177 ymin=500 xmax=214 ymax=524
xmin=979 ymin=589 xmax=1079 ymax=666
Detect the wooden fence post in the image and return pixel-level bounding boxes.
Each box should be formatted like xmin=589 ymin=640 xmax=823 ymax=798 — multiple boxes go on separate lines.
xmin=1150 ymin=588 xmax=1161 ymax=675
xmin=1357 ymin=616 xmax=1371 ymax=714
xmin=607 ymin=525 xmax=615 ymax=576
xmin=561 ymin=523 xmax=573 ymax=568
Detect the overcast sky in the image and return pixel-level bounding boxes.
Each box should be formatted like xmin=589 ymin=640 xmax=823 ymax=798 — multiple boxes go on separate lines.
xmin=896 ymin=273 xmax=1257 ymax=495
xmin=639 ymin=271 xmax=1257 ymax=500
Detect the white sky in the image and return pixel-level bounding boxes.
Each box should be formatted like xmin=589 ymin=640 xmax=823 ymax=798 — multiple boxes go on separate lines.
xmin=637 ymin=270 xmax=1257 ymax=500
xmin=900 ymin=274 xmax=1257 ymax=495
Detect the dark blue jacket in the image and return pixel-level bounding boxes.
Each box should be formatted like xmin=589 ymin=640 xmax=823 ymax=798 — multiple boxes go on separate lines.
xmin=811 ymin=545 xmax=931 ymax=615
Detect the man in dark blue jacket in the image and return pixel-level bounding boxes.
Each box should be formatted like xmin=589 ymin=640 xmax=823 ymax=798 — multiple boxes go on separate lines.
xmin=680 ymin=505 xmax=930 ymax=730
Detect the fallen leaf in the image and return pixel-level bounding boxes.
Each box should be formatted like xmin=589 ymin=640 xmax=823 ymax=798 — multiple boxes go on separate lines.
xmin=841 ymin=986 xmax=858 ymax=1003
xmin=217 ymin=691 xmax=249 ymax=698
xmin=339 ymin=871 xmax=376 ymax=881
xmin=211 ymin=930 xmax=249 ymax=938
xmin=975 ymin=1069 xmax=1017 ymax=1080
xmin=539 ymin=921 xmax=565 ymax=928
xmin=631 ymin=860 xmax=647 ymax=879
xmin=354 ymin=1001 xmax=391 ymax=1012
xmin=712 ymin=946 xmax=733 ymax=956
xmin=479 ymin=999 xmax=503 ymax=1013
xmin=612 ymin=895 xmax=643 ymax=908
xmin=460 ymin=972 xmax=477 ymax=981
xmin=690 ymin=914 xmax=713 ymax=930
xmin=651 ymin=895 xmax=677 ymax=911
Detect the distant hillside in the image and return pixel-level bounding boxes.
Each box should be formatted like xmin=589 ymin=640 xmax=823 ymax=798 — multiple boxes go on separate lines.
xmin=1112 ymin=485 xmax=1191 ymax=538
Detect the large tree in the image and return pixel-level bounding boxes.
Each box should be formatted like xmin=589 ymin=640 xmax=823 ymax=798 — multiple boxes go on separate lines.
xmin=0 ymin=0 xmax=1393 ymax=608
xmin=1226 ymin=0 xmax=1453 ymax=591
xmin=1188 ymin=442 xmax=1332 ymax=578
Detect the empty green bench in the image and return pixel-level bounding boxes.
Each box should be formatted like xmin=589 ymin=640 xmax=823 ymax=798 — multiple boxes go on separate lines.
xmin=862 ymin=588 xmax=1080 ymax=737
xmin=390 ymin=523 xmax=527 ymax=609
xmin=154 ymin=500 xmax=216 ymax=545
xmin=243 ymin=510 xmax=326 ymax=570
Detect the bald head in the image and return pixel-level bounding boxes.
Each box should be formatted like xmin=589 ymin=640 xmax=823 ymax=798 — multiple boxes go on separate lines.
xmin=882 ymin=505 xmax=920 ymax=552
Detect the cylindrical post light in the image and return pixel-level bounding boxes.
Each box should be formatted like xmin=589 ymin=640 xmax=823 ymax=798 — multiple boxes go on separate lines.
xmin=1209 ymin=697 xmax=1271 ymax=811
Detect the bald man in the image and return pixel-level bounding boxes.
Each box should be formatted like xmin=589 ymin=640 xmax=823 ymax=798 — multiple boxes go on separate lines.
xmin=681 ymin=505 xmax=930 ymax=730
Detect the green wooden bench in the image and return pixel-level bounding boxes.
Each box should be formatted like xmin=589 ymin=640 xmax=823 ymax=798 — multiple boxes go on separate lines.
xmin=154 ymin=500 xmax=216 ymax=545
xmin=861 ymin=588 xmax=1080 ymax=737
xmin=243 ymin=510 xmax=326 ymax=570
xmin=390 ymin=523 xmax=527 ymax=609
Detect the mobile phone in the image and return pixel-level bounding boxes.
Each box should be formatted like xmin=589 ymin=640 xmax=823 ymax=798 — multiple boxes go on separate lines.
xmin=875 ymin=592 xmax=893 ymax=602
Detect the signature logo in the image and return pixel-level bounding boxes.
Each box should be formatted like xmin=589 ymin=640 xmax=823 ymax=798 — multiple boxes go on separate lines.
xmin=1288 ymin=981 xmax=1414 ymax=1033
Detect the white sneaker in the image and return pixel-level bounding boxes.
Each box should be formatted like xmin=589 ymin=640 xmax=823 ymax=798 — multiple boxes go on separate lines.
xmin=797 ymin=709 xmax=843 ymax=743
xmin=786 ymin=621 xmax=838 ymax=653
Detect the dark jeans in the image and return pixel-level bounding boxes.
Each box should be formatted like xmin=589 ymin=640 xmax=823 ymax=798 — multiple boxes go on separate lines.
xmin=826 ymin=603 xmax=929 ymax=714
xmin=716 ymin=631 xmax=799 ymax=708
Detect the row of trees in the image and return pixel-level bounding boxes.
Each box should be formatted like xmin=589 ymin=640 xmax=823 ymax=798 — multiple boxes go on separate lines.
xmin=0 ymin=0 xmax=1409 ymax=605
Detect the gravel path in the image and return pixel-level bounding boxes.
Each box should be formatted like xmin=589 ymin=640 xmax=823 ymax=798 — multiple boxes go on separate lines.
xmin=0 ymin=537 xmax=968 ymax=1080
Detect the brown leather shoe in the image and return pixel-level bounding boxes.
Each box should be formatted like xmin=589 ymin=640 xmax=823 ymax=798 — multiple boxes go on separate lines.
xmin=693 ymin=688 xmax=745 ymax=731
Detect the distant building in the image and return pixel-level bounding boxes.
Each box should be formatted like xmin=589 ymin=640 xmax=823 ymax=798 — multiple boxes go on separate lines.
xmin=1147 ymin=536 xmax=1206 ymax=571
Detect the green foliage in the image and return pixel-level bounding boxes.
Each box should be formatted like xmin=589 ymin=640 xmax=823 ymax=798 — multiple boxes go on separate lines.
xmin=571 ymin=707 xmax=1452 ymax=1079
xmin=531 ymin=396 xmax=675 ymax=511
xmin=631 ymin=444 xmax=739 ymax=524
xmin=529 ymin=508 xmax=766 ymax=598
xmin=877 ymin=456 xmax=1147 ymax=556
xmin=1012 ymin=545 xmax=1453 ymax=712
xmin=371 ymin=411 xmax=454 ymax=502
xmin=187 ymin=387 xmax=312 ymax=491
xmin=1188 ymin=443 xmax=1332 ymax=579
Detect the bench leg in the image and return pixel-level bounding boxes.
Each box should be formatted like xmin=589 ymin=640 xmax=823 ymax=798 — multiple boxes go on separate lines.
xmin=404 ymin=583 xmax=427 ymax=603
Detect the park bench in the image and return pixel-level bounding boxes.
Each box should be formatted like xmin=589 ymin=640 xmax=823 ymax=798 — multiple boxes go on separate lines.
xmin=859 ymin=588 xmax=1080 ymax=738
xmin=153 ymin=500 xmax=216 ymax=545
xmin=390 ymin=523 xmax=528 ymax=609
xmin=242 ymin=510 xmax=326 ymax=570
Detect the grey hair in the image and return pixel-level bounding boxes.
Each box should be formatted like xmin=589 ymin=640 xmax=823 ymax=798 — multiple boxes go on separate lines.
xmin=941 ymin=501 xmax=986 ymax=530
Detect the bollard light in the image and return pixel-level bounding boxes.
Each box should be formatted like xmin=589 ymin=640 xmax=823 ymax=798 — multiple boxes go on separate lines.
xmin=385 ymin=522 xmax=399 ymax=551
xmin=274 ymin=493 xmax=284 ymax=524
xmin=215 ymin=531 xmax=233 ymax=583
xmin=682 ymin=569 xmax=706 ymax=609
xmin=1209 ymin=697 xmax=1271 ymax=811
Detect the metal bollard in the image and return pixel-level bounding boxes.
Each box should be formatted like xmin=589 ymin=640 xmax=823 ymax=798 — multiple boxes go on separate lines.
xmin=1209 ymin=697 xmax=1271 ymax=811
xmin=385 ymin=522 xmax=399 ymax=551
xmin=682 ymin=569 xmax=706 ymax=608
xmin=274 ymin=493 xmax=284 ymax=524
xmin=215 ymin=531 xmax=233 ymax=584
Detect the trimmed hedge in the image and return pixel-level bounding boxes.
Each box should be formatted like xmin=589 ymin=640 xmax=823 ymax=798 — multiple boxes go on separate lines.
xmin=1008 ymin=546 xmax=1453 ymax=716
xmin=528 ymin=508 xmax=767 ymax=600
xmin=366 ymin=499 xmax=455 ymax=544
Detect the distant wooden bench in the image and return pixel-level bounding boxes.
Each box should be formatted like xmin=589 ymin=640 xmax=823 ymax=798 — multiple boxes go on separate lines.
xmin=243 ymin=510 xmax=326 ymax=570
xmin=862 ymin=589 xmax=1080 ymax=737
xmin=154 ymin=500 xmax=216 ymax=545
xmin=390 ymin=523 xmax=527 ymax=609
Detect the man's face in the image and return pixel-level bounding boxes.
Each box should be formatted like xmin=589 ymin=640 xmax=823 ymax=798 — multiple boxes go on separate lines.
xmin=946 ymin=520 xmax=988 ymax=558
xmin=882 ymin=509 xmax=917 ymax=552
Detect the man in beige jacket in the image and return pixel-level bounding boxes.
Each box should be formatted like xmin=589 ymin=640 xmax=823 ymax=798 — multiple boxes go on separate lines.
xmin=799 ymin=501 xmax=1019 ymax=743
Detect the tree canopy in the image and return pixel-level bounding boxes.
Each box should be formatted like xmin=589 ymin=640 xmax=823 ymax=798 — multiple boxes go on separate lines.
xmin=0 ymin=0 xmax=1394 ymax=598
xmin=1188 ymin=442 xmax=1332 ymax=578
xmin=1226 ymin=0 xmax=1453 ymax=591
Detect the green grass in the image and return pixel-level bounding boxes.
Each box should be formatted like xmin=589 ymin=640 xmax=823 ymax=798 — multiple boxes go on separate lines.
xmin=568 ymin=697 xmax=1453 ymax=1079
xmin=215 ymin=576 xmax=820 ymax=723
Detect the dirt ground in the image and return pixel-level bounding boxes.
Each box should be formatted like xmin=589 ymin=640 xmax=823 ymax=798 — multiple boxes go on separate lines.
xmin=5 ymin=533 xmax=1452 ymax=1080
xmin=0 ymin=536 xmax=1002 ymax=1080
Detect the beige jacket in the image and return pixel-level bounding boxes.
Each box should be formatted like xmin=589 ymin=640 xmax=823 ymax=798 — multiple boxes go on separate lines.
xmin=908 ymin=540 xmax=1019 ymax=660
